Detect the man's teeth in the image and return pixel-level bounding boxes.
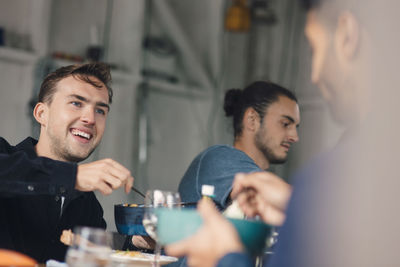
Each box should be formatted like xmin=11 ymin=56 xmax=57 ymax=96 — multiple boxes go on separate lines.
xmin=71 ymin=129 xmax=91 ymax=140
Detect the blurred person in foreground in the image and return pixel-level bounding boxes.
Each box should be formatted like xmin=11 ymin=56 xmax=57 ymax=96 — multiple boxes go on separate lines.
xmin=0 ymin=62 xmax=134 ymax=262
xmin=166 ymin=0 xmax=400 ymax=266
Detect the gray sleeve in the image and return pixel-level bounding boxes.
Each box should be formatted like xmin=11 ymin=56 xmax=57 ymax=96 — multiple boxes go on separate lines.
xmin=196 ymin=147 xmax=262 ymax=209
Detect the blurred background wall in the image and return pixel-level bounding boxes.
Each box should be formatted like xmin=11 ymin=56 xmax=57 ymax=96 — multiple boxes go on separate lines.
xmin=0 ymin=0 xmax=343 ymax=231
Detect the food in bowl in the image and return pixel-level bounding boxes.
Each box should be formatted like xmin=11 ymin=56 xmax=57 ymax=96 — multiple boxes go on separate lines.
xmin=112 ymin=250 xmax=147 ymax=258
xmin=60 ymin=229 xmax=74 ymax=246
xmin=122 ymin=203 xmax=139 ymax=207
xmin=110 ymin=250 xmax=178 ymax=265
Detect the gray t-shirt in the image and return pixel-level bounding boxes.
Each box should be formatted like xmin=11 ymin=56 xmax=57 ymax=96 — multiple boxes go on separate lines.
xmin=178 ymin=145 xmax=262 ymax=210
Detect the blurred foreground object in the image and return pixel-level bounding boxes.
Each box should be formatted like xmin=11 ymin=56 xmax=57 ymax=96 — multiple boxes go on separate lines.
xmin=60 ymin=229 xmax=74 ymax=246
xmin=0 ymin=249 xmax=37 ymax=267
xmin=65 ymin=227 xmax=111 ymax=267
xmin=159 ymin=200 xmax=271 ymax=256
xmin=223 ymin=199 xmax=245 ymax=219
xmin=266 ymin=0 xmax=400 ymax=266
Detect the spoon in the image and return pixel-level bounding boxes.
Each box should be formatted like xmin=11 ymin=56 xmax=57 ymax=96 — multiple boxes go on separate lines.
xmin=131 ymin=186 xmax=146 ymax=199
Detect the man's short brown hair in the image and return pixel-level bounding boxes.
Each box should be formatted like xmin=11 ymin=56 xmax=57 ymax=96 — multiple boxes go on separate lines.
xmin=38 ymin=62 xmax=113 ymax=104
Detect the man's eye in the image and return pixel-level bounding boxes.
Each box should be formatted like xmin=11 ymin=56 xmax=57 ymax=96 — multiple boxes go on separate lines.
xmin=95 ymin=108 xmax=106 ymax=115
xmin=71 ymin=101 xmax=81 ymax=107
xmin=282 ymin=121 xmax=290 ymax=128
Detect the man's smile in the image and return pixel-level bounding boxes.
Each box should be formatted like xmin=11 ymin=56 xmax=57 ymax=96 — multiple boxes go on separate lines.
xmin=70 ymin=128 xmax=93 ymax=143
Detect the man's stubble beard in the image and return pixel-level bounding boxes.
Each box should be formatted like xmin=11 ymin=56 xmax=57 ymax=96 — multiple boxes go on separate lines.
xmin=47 ymin=130 xmax=96 ymax=163
xmin=255 ymin=128 xmax=287 ymax=165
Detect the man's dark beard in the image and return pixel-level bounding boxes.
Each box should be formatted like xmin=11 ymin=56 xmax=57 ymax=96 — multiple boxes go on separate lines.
xmin=255 ymin=132 xmax=287 ymax=165
xmin=259 ymin=145 xmax=287 ymax=165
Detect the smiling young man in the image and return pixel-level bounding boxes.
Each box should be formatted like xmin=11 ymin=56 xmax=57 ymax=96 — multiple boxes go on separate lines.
xmin=0 ymin=63 xmax=134 ymax=262
xmin=178 ymin=81 xmax=300 ymax=211
xmin=35 ymin=74 xmax=109 ymax=163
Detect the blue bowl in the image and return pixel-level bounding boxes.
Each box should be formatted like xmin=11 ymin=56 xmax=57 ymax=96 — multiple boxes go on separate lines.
xmin=157 ymin=208 xmax=271 ymax=256
xmin=114 ymin=203 xmax=198 ymax=236
xmin=114 ymin=204 xmax=148 ymax=236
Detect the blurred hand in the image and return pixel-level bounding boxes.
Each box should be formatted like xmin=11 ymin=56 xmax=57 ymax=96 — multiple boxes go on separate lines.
xmin=231 ymin=172 xmax=292 ymax=226
xmin=165 ymin=199 xmax=244 ymax=267
xmin=131 ymin=235 xmax=156 ymax=250
xmin=75 ymin=158 xmax=134 ymax=195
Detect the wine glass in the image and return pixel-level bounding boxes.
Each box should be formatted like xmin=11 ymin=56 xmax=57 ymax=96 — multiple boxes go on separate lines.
xmin=266 ymin=226 xmax=279 ymax=253
xmin=65 ymin=226 xmax=112 ymax=267
xmin=255 ymin=226 xmax=279 ymax=267
xmin=142 ymin=190 xmax=181 ymax=267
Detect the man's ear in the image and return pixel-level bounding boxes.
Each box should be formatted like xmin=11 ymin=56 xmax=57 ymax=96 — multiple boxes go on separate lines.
xmin=335 ymin=11 xmax=360 ymax=61
xmin=33 ymin=102 xmax=48 ymax=126
xmin=243 ymin=107 xmax=260 ymax=132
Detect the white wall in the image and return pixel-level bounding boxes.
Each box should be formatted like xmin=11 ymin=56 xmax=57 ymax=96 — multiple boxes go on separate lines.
xmin=0 ymin=61 xmax=34 ymax=144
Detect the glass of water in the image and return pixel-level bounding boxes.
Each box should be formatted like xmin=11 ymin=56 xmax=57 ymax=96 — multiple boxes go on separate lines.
xmin=143 ymin=190 xmax=181 ymax=267
xmin=65 ymin=226 xmax=112 ymax=267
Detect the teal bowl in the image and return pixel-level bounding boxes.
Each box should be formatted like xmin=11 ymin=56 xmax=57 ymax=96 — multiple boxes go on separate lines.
xmin=156 ymin=208 xmax=271 ymax=256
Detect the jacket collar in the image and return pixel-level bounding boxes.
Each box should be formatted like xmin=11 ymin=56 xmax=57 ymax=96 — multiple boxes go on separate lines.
xmin=15 ymin=137 xmax=38 ymax=159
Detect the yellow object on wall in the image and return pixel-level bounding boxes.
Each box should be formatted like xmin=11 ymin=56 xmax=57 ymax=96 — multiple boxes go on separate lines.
xmin=224 ymin=0 xmax=251 ymax=32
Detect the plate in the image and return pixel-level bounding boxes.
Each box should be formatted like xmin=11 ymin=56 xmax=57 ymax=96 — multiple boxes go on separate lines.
xmin=110 ymin=251 xmax=178 ymax=266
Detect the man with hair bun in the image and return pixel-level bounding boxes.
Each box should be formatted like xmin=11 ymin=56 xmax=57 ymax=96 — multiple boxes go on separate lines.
xmin=128 ymin=81 xmax=300 ymax=256
xmin=178 ymin=81 xmax=300 ymax=214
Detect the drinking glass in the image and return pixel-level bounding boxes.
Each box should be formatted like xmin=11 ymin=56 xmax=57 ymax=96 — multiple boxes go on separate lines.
xmin=266 ymin=226 xmax=279 ymax=253
xmin=256 ymin=226 xmax=279 ymax=267
xmin=65 ymin=226 xmax=112 ymax=267
xmin=142 ymin=190 xmax=181 ymax=267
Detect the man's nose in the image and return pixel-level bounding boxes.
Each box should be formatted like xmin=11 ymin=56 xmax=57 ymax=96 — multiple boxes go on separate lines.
xmin=81 ymin=108 xmax=95 ymax=125
xmin=288 ymin=129 xmax=299 ymax=143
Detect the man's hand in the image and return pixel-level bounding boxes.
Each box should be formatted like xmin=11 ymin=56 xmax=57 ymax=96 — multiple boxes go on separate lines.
xmin=75 ymin=158 xmax=134 ymax=195
xmin=231 ymin=172 xmax=292 ymax=226
xmin=131 ymin=235 xmax=156 ymax=250
xmin=165 ymin=199 xmax=244 ymax=267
